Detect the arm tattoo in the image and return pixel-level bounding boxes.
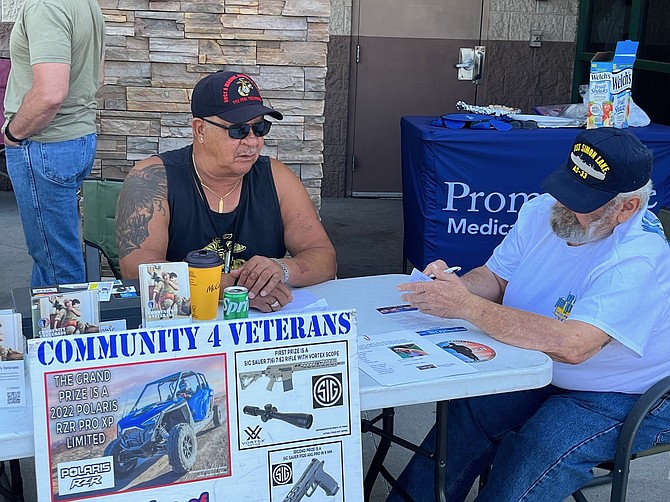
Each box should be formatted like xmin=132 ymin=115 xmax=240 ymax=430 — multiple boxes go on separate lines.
xmin=116 ymin=163 xmax=168 ymax=259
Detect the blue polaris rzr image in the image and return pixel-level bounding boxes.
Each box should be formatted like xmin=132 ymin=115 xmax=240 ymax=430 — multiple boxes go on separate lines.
xmin=104 ymin=370 xmax=223 ymax=477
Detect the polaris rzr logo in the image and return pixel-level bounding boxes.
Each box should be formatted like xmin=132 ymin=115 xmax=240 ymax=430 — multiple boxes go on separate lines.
xmin=58 ymin=457 xmax=115 ymax=496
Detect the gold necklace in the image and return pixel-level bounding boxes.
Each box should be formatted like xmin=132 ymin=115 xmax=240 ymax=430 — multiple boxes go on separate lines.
xmin=192 ymin=154 xmax=242 ymax=213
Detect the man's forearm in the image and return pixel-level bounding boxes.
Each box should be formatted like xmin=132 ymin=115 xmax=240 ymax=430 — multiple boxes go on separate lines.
xmin=7 ymin=87 xmax=62 ymax=140
xmin=460 ymin=266 xmax=506 ymax=303
xmin=6 ymin=62 xmax=70 ymax=140
xmin=283 ymin=248 xmax=337 ymax=287
xmin=459 ymin=295 xmax=610 ymax=364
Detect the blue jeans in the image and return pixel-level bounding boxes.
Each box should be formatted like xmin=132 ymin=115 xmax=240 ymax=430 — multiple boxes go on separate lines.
xmin=6 ymin=134 xmax=96 ymax=286
xmin=387 ymin=385 xmax=670 ymax=502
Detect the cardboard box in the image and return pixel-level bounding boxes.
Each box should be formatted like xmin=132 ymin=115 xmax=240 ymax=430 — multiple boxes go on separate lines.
xmin=587 ymin=40 xmax=638 ymax=129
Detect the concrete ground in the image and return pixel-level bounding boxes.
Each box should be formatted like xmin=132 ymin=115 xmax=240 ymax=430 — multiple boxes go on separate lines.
xmin=0 ymin=191 xmax=668 ymax=501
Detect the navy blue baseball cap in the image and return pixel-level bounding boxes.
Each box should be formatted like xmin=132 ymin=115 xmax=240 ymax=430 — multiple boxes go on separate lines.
xmin=541 ymin=127 xmax=652 ymax=213
xmin=191 ymin=71 xmax=283 ymax=123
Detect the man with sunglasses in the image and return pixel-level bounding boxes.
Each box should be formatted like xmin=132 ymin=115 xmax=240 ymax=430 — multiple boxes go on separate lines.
xmin=116 ymin=71 xmax=337 ymax=312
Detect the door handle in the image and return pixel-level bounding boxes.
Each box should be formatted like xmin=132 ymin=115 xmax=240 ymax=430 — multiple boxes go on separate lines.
xmin=455 ymin=46 xmax=486 ymax=83
xmin=454 ymin=58 xmax=474 ymax=70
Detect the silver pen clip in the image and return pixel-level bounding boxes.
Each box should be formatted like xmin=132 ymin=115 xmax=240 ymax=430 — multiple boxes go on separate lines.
xmin=223 ymin=243 xmax=232 ymax=273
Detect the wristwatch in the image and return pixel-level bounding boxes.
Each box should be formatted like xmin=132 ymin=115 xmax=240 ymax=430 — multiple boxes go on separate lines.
xmin=4 ymin=120 xmax=24 ymax=143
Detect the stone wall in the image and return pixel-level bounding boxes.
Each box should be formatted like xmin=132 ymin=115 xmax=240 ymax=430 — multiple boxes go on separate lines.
xmin=1 ymin=0 xmax=331 ymax=207
xmin=484 ymin=0 xmax=578 ymax=112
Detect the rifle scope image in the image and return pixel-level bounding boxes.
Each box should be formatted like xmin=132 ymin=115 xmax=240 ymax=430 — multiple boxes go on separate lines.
xmin=243 ymin=404 xmax=313 ymax=429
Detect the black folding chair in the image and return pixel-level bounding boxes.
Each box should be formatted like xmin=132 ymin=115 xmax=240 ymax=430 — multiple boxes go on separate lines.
xmin=571 ymin=375 xmax=670 ymax=502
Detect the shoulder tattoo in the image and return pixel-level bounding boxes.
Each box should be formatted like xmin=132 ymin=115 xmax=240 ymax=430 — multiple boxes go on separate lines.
xmin=116 ymin=163 xmax=168 ymax=259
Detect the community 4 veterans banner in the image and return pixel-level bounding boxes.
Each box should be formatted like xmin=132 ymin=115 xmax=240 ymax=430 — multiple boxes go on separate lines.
xmin=27 ymin=309 xmax=362 ymax=502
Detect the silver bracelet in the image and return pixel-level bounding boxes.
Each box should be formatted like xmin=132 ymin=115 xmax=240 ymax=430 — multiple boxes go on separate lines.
xmin=271 ymin=257 xmax=289 ymax=283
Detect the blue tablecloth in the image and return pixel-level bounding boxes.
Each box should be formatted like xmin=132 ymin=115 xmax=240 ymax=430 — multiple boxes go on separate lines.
xmin=401 ymin=116 xmax=670 ymax=272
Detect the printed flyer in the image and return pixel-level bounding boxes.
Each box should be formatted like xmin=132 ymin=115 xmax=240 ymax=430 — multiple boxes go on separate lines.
xmin=28 ymin=309 xmax=362 ymax=502
xmin=32 ymin=290 xmax=100 ymax=338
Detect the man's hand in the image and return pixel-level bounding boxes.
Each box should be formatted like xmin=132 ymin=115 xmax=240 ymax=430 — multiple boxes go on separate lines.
xmin=3 ymin=130 xmax=20 ymax=146
xmin=249 ymin=282 xmax=293 ymax=313
xmin=397 ymin=260 xmax=474 ymax=319
xmin=230 ymin=256 xmax=287 ymax=299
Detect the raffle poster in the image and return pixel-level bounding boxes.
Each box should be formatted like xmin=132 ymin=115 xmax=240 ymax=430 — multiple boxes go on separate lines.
xmin=28 ymin=310 xmax=362 ymax=502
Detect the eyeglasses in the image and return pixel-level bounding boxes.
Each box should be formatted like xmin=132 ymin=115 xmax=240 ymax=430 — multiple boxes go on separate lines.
xmin=201 ymin=118 xmax=272 ymax=139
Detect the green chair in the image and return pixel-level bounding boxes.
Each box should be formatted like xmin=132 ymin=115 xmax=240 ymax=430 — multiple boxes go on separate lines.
xmin=82 ymin=178 xmax=124 ymax=281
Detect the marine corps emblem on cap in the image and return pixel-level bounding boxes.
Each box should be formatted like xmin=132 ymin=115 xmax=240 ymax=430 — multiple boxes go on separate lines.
xmin=236 ymin=78 xmax=253 ymax=97
xmin=222 ymin=75 xmax=262 ymax=105
xmin=191 ymin=70 xmax=283 ymax=124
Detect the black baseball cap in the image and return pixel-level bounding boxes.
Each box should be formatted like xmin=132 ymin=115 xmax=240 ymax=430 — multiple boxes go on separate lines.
xmin=191 ymin=71 xmax=283 ymax=123
xmin=541 ymin=127 xmax=653 ymax=213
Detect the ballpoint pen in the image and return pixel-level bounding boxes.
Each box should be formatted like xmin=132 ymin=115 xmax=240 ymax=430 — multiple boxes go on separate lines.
xmin=428 ymin=265 xmax=461 ymax=279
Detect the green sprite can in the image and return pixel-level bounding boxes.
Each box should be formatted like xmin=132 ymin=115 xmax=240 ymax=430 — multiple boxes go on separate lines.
xmin=223 ymin=286 xmax=249 ymax=320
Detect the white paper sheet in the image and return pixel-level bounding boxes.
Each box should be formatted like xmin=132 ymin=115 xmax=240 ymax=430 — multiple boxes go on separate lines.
xmin=357 ymin=329 xmax=476 ymax=386
xmin=0 ymin=361 xmax=26 ymax=408
xmin=247 ymin=289 xmax=330 ymax=317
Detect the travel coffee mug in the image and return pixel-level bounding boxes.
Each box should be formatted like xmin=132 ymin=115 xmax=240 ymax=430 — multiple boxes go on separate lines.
xmin=185 ymin=249 xmax=223 ymax=321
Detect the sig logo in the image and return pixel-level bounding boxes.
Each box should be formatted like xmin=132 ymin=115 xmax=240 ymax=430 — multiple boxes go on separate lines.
xmin=57 ymin=457 xmax=115 ymax=496
xmin=312 ymin=373 xmax=343 ymax=408
xmin=271 ymin=462 xmax=293 ymax=486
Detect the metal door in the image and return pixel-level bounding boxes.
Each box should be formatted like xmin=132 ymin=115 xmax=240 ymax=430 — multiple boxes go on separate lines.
xmin=349 ymin=0 xmax=489 ymax=196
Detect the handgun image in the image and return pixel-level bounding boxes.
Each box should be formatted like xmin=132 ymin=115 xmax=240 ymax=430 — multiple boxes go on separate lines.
xmin=282 ymin=458 xmax=339 ymax=502
xmin=239 ymin=358 xmax=344 ymax=392
xmin=243 ymin=403 xmax=313 ymax=429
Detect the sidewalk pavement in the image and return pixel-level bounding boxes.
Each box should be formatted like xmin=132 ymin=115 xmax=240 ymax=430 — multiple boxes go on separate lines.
xmin=0 ymin=191 xmax=668 ymax=501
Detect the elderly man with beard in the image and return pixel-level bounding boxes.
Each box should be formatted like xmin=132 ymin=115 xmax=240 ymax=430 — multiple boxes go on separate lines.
xmin=116 ymin=71 xmax=336 ymax=313
xmin=390 ymin=128 xmax=670 ymax=502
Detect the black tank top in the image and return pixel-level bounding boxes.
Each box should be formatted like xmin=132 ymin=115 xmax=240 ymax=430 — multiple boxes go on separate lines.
xmin=160 ymin=145 xmax=286 ymax=268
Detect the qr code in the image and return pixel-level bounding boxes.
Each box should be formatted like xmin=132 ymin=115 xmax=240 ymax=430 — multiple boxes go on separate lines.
xmin=7 ymin=391 xmax=21 ymax=405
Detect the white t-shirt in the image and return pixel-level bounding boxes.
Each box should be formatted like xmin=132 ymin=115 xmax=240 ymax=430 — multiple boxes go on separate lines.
xmin=486 ymin=194 xmax=670 ymax=394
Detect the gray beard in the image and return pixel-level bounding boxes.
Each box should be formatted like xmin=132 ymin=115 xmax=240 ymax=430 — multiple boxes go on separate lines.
xmin=549 ymin=204 xmax=614 ymax=245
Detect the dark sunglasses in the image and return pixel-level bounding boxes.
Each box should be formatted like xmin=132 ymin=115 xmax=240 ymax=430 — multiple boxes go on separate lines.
xmin=201 ymin=118 xmax=272 ymax=139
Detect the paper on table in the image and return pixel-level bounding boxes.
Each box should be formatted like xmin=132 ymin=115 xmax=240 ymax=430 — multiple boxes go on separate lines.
xmin=383 ymin=269 xmax=473 ymax=336
xmin=0 ymin=361 xmax=26 ymax=408
xmin=88 ymin=281 xmax=115 ymax=302
xmin=376 ymin=304 xmax=471 ymax=337
xmin=358 ymin=329 xmax=476 ymax=386
xmin=283 ymin=289 xmax=326 ymax=312
xmin=421 ymin=331 xmax=499 ymax=364
xmin=246 ymin=288 xmax=331 ymax=318
xmin=409 ymin=267 xmax=433 ymax=282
